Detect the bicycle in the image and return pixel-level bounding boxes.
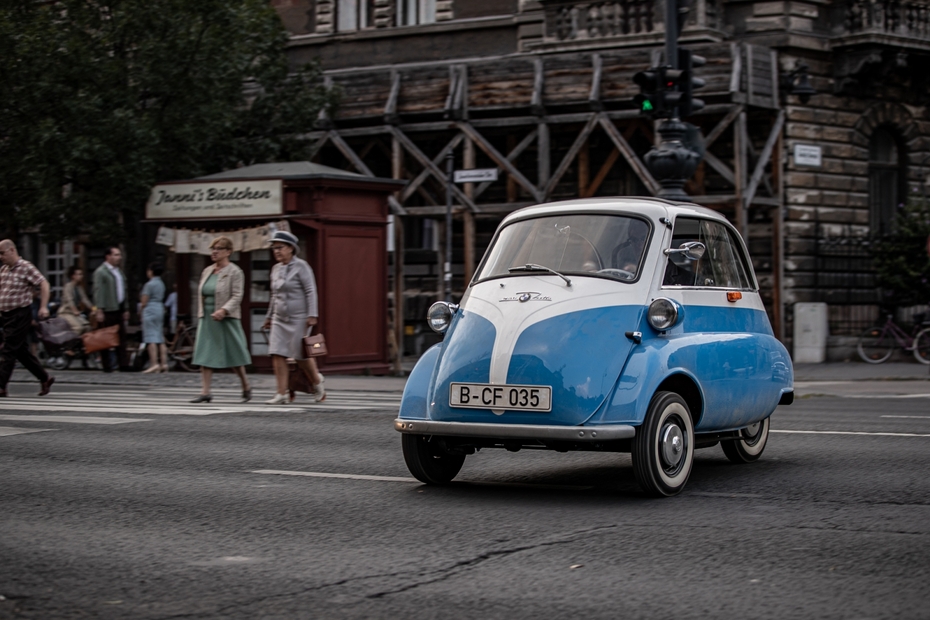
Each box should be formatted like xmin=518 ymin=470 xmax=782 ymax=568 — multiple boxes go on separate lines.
xmin=857 ymin=313 xmax=930 ymax=365
xmin=166 ymin=316 xmax=199 ymax=372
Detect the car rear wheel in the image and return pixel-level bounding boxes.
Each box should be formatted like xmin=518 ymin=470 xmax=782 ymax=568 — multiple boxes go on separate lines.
xmin=402 ymin=434 xmax=466 ymax=485
xmin=721 ymin=417 xmax=770 ymax=463
xmin=632 ymin=391 xmax=694 ymax=497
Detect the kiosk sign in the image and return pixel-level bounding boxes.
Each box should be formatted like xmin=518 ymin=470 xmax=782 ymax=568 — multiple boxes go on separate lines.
xmin=146 ymin=179 xmax=283 ymax=219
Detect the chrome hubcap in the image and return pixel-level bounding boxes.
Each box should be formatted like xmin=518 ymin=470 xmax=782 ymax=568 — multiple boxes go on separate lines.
xmin=660 ymin=423 xmax=684 ymax=468
xmin=742 ymin=421 xmax=764 ymax=445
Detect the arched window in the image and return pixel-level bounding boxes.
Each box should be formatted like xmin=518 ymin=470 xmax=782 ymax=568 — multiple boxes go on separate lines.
xmin=868 ymin=126 xmax=906 ymax=235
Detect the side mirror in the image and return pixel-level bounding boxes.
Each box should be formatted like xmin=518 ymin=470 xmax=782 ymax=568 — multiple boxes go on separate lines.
xmin=664 ymin=241 xmax=706 ymax=261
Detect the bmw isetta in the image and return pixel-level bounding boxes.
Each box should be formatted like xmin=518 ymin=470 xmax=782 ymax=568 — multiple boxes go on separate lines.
xmin=394 ymin=198 xmax=794 ymax=496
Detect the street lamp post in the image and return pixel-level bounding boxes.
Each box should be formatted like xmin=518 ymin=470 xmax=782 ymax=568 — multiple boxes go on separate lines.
xmin=640 ymin=0 xmax=701 ymax=202
xmin=445 ymin=150 xmax=453 ymax=302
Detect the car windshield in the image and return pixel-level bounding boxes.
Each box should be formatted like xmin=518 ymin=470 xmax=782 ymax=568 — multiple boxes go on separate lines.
xmin=476 ymin=214 xmax=651 ymax=283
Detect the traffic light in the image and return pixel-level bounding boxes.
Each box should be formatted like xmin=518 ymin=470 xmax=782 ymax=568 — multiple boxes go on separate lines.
xmin=661 ymin=66 xmax=685 ymax=110
xmin=633 ymin=67 xmax=665 ymax=117
xmin=677 ymin=48 xmax=706 ymax=117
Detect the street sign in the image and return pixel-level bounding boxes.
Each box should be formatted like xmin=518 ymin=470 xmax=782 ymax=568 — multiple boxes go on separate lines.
xmin=454 ymin=168 xmax=498 ymax=183
xmin=794 ymin=144 xmax=822 ymax=167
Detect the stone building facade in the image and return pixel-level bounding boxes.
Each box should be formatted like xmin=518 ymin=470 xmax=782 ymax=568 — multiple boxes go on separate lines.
xmin=271 ymin=0 xmax=930 ymax=361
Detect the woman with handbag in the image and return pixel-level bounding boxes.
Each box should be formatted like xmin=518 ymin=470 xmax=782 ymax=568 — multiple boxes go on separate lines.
xmin=262 ymin=230 xmax=325 ymax=404
xmin=139 ymin=262 xmax=168 ymax=373
xmin=190 ymin=236 xmax=252 ymax=403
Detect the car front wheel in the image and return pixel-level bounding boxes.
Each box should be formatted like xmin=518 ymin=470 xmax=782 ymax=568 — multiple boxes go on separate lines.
xmin=632 ymin=391 xmax=694 ymax=497
xmin=721 ymin=417 xmax=770 ymax=463
xmin=402 ymin=434 xmax=466 ymax=485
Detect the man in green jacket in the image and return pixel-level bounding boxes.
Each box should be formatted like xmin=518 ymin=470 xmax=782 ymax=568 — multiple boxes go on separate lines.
xmin=93 ymin=246 xmax=129 ymax=372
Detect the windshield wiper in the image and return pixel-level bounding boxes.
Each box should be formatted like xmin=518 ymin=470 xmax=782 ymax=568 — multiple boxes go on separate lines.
xmin=508 ymin=263 xmax=572 ymax=287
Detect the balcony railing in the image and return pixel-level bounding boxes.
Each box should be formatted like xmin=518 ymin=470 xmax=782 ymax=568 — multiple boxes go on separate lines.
xmin=542 ymin=0 xmax=720 ymax=44
xmin=551 ymin=1 xmax=656 ymax=40
xmin=842 ymin=0 xmax=930 ymax=38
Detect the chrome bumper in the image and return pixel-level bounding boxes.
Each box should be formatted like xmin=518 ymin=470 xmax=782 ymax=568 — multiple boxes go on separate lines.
xmin=393 ymin=419 xmax=636 ymax=442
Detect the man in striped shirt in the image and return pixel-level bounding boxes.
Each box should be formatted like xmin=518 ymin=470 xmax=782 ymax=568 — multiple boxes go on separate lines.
xmin=0 ymin=239 xmax=54 ymax=397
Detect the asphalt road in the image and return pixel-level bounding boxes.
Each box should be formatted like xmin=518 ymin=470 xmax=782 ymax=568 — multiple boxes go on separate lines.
xmin=1 ymin=380 xmax=929 ymax=619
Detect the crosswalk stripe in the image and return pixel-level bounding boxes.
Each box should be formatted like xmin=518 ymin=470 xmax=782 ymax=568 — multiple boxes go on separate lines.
xmin=1 ymin=390 xmax=401 ymax=414
xmin=0 ymin=415 xmax=148 ymax=424
xmin=0 ymin=401 xmax=297 ymax=416
xmin=0 ymin=426 xmax=56 ymax=437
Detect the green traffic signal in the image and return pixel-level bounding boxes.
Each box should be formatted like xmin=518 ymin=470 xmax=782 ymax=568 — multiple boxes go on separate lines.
xmin=633 ymin=67 xmax=666 ymax=118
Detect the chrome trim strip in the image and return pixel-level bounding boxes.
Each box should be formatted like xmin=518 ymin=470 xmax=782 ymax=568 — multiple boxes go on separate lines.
xmin=393 ymin=419 xmax=635 ymax=441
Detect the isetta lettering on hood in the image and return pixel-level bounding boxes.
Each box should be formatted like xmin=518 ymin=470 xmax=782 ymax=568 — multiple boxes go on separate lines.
xmin=395 ymin=198 xmax=794 ymax=497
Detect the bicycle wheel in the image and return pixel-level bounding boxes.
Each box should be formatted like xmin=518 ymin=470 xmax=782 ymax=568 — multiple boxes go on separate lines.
xmin=913 ymin=327 xmax=930 ymax=365
xmin=172 ymin=327 xmax=200 ymax=372
xmin=857 ymin=326 xmax=895 ymax=364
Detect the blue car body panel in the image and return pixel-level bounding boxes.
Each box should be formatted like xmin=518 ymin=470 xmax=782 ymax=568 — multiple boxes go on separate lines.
xmin=398 ymin=343 xmax=442 ymax=421
xmin=592 ymin=306 xmax=793 ymax=431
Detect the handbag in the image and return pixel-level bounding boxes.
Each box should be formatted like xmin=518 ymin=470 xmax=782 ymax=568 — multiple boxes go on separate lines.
xmin=302 ymin=330 xmax=328 ymax=358
xmin=81 ymin=324 xmax=120 ymax=354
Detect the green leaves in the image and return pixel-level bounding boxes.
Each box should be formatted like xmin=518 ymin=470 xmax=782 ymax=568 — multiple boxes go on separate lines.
xmin=0 ymin=0 xmax=336 ymax=242
xmin=870 ymin=199 xmax=930 ymax=308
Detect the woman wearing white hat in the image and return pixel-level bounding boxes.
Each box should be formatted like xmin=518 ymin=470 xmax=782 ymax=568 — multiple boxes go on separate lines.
xmin=262 ymin=230 xmax=325 ymax=404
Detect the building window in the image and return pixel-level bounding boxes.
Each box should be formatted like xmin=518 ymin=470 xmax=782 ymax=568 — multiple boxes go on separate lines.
xmin=868 ymin=126 xmax=906 ymax=235
xmin=397 ymin=0 xmax=436 ymax=26
xmin=337 ymin=0 xmax=375 ymax=32
xmin=45 ymin=242 xmax=68 ymax=302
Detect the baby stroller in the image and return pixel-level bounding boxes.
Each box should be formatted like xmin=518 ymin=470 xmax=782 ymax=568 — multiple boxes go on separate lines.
xmin=36 ymin=315 xmax=97 ymax=370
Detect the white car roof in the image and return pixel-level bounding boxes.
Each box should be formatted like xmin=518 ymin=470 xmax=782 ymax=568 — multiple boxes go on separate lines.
xmin=500 ymin=197 xmax=728 ymax=227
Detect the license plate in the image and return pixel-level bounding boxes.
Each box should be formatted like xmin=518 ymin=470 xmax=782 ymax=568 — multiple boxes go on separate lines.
xmin=449 ymin=382 xmax=552 ymax=412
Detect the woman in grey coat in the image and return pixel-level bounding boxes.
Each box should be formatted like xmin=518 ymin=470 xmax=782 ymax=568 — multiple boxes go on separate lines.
xmin=262 ymin=230 xmax=325 ymax=404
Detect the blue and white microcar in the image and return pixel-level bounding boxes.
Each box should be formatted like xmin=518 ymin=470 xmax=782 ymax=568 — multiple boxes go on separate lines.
xmin=394 ymin=198 xmax=794 ymax=496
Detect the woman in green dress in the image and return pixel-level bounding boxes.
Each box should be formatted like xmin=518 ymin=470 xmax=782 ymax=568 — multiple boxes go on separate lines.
xmin=190 ymin=236 xmax=252 ymax=403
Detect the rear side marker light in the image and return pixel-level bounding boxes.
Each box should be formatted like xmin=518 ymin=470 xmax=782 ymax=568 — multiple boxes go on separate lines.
xmin=727 ymin=292 xmax=742 ymax=302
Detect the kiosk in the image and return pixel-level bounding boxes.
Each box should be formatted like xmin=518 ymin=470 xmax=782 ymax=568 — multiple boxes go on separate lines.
xmin=145 ymin=162 xmax=404 ymax=374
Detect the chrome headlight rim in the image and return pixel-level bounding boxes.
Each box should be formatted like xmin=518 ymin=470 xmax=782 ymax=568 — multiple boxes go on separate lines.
xmin=648 ymin=297 xmax=682 ymax=331
xmin=427 ymin=301 xmax=456 ymax=334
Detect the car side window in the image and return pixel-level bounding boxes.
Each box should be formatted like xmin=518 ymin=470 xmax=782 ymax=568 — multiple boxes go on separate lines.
xmin=663 ymin=218 xmax=753 ymax=289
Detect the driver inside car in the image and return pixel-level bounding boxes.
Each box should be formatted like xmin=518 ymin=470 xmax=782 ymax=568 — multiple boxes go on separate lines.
xmin=609 ymin=220 xmax=649 ymax=278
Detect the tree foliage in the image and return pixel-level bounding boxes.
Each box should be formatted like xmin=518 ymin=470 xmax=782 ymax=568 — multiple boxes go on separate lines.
xmin=870 ymin=199 xmax=930 ymax=308
xmin=0 ymin=0 xmax=337 ymax=242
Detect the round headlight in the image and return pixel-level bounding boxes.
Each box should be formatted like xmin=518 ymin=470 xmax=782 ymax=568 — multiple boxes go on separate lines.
xmin=648 ymin=298 xmax=680 ymax=331
xmin=427 ymin=302 xmax=455 ymax=334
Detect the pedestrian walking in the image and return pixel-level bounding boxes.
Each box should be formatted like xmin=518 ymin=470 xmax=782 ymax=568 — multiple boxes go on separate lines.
xmin=262 ymin=230 xmax=325 ymax=404
xmin=0 ymin=239 xmax=54 ymax=397
xmin=190 ymin=236 xmax=252 ymax=403
xmin=140 ymin=262 xmax=168 ymax=373
xmin=92 ymin=246 xmax=129 ymax=372
xmin=59 ymin=265 xmax=92 ymax=335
